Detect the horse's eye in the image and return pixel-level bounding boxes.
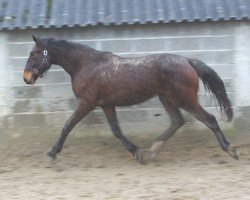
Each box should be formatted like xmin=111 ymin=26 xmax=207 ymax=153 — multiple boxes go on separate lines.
xmin=30 ymin=52 xmax=35 ymax=57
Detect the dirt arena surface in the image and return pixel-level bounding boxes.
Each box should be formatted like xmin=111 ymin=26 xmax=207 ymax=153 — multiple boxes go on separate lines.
xmin=0 ymin=130 xmax=250 ymax=200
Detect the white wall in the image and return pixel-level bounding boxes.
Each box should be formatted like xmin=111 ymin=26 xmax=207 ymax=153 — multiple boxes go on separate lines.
xmin=234 ymin=22 xmax=250 ymax=106
xmin=0 ymin=21 xmax=249 ymax=135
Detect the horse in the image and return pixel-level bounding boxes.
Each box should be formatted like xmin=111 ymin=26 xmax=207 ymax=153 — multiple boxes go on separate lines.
xmin=23 ymin=35 xmax=239 ymax=164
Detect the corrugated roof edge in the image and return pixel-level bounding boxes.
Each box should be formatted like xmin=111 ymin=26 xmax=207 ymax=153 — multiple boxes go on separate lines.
xmin=0 ymin=17 xmax=249 ymax=31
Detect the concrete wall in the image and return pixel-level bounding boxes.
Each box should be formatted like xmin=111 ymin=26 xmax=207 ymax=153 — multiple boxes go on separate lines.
xmin=0 ymin=21 xmax=249 ymax=136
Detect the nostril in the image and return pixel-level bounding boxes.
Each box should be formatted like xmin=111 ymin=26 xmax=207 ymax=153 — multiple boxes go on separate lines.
xmin=23 ymin=70 xmax=32 ymax=84
xmin=23 ymin=77 xmax=29 ymax=84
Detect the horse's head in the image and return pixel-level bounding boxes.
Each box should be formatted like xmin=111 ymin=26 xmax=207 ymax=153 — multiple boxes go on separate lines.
xmin=23 ymin=35 xmax=52 ymax=85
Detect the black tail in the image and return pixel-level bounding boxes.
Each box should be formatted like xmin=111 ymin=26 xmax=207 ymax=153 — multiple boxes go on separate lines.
xmin=188 ymin=58 xmax=233 ymax=121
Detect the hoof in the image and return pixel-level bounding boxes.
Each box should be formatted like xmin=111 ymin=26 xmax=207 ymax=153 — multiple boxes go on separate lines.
xmin=226 ymin=145 xmax=239 ymax=160
xmin=148 ymin=141 xmax=164 ymax=159
xmin=147 ymin=151 xmax=159 ymax=159
xmin=47 ymin=151 xmax=57 ymax=161
xmin=134 ymin=149 xmax=144 ymax=165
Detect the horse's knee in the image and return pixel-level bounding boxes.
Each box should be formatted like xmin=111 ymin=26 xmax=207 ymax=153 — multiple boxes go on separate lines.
xmin=61 ymin=121 xmax=75 ymax=136
xmin=173 ymin=115 xmax=184 ymax=128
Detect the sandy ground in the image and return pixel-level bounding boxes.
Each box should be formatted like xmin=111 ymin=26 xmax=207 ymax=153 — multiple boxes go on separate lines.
xmin=0 ymin=130 xmax=250 ymax=200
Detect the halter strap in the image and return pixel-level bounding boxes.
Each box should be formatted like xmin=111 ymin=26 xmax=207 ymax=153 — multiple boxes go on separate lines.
xmin=26 ymin=50 xmax=50 ymax=78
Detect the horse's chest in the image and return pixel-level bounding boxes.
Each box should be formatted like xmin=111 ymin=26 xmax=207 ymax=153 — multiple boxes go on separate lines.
xmin=71 ymin=75 xmax=98 ymax=100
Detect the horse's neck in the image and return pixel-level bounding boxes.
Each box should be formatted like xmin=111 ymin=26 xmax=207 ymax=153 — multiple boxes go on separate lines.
xmin=50 ymin=47 xmax=90 ymax=78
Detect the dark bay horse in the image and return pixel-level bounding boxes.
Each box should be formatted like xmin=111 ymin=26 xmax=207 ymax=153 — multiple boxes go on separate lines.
xmin=23 ymin=36 xmax=239 ymax=163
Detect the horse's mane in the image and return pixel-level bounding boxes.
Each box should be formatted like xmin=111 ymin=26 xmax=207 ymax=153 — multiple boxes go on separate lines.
xmin=44 ymin=38 xmax=97 ymax=54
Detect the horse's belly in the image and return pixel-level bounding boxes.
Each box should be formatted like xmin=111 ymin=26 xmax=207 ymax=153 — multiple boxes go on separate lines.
xmin=115 ymin=91 xmax=156 ymax=106
xmin=98 ymin=86 xmax=157 ymax=107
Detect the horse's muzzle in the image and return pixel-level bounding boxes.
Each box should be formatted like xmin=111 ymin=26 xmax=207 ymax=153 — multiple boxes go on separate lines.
xmin=23 ymin=69 xmax=37 ymax=85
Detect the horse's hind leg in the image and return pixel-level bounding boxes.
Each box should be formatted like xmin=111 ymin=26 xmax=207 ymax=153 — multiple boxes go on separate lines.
xmin=102 ymin=106 xmax=143 ymax=164
xmin=185 ymin=105 xmax=239 ymax=160
xmin=149 ymin=95 xmax=184 ymax=158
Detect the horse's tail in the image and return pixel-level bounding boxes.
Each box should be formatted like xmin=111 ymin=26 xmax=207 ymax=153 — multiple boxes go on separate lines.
xmin=188 ymin=58 xmax=233 ymax=121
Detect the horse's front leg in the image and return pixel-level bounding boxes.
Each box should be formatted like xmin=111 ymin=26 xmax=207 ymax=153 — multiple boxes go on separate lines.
xmin=47 ymin=100 xmax=94 ymax=160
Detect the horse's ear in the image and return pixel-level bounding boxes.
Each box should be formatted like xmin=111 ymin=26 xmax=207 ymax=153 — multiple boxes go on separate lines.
xmin=32 ymin=35 xmax=42 ymax=46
